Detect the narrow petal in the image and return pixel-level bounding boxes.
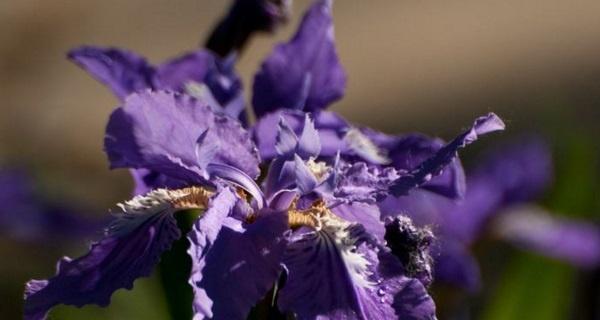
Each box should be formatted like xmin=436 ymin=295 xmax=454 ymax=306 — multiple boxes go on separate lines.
xmin=297 ymin=114 xmax=322 ymax=158
xmin=494 ymin=205 xmax=600 ymax=268
xmin=68 ymin=46 xmax=154 ymax=99
xmin=188 ymin=188 xmax=288 ymax=319
xmin=24 ymin=189 xmax=188 ymax=320
xmin=105 ymin=90 xmax=260 ymax=184
xmin=391 ymin=113 xmax=505 ymax=196
xmin=252 ymin=0 xmax=346 ymax=117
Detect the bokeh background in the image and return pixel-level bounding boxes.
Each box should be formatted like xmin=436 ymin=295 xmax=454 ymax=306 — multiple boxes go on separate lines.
xmin=1 ymin=0 xmax=599 ymax=319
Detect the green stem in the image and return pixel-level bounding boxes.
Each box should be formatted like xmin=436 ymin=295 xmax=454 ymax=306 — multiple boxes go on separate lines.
xmin=159 ymin=210 xmax=198 ymax=320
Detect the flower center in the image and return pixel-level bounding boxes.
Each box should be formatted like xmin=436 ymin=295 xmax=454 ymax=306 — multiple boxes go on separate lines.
xmin=287 ymin=199 xmax=332 ymax=230
xmin=170 ymin=186 xmax=214 ymax=209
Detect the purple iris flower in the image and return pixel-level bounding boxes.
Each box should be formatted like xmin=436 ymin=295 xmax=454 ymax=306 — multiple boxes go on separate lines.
xmin=379 ymin=138 xmax=600 ymax=291
xmin=25 ymin=0 xmax=506 ymax=319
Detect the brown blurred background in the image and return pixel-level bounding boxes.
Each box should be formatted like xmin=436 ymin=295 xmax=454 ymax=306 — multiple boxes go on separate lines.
xmin=2 ymin=0 xmax=600 ymax=319
xmin=2 ymin=0 xmax=600 ymax=206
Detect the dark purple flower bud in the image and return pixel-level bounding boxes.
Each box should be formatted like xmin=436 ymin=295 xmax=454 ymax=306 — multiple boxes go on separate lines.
xmin=206 ymin=0 xmax=292 ymax=57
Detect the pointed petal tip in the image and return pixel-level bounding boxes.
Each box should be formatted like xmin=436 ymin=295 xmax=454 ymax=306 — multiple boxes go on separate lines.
xmin=474 ymin=113 xmax=505 ymax=135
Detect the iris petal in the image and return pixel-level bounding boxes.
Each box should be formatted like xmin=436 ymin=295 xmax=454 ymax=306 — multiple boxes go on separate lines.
xmin=105 ymin=90 xmax=260 ymax=185
xmin=188 ymin=188 xmax=288 ymax=319
xmin=23 ymin=189 xmax=190 ymax=320
xmin=252 ymin=0 xmax=346 ymax=117
xmin=279 ymin=218 xmax=436 ymax=319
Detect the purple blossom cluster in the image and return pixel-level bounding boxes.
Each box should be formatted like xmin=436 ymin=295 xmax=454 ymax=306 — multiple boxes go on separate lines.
xmin=23 ymin=0 xmax=526 ymax=319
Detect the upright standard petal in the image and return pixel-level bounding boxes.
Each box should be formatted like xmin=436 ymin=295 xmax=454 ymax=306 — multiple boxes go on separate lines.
xmin=105 ymin=90 xmax=260 ymax=184
xmin=252 ymin=0 xmax=346 ymax=117
xmin=22 ymin=188 xmax=211 ymax=320
xmin=391 ymin=113 xmax=505 ymax=197
xmin=68 ymin=46 xmax=154 ymax=99
xmin=188 ymin=188 xmax=288 ymax=319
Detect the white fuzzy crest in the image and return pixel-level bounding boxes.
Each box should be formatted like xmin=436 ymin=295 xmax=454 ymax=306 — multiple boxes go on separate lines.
xmin=319 ymin=215 xmax=374 ymax=288
xmin=108 ymin=188 xmax=195 ymax=236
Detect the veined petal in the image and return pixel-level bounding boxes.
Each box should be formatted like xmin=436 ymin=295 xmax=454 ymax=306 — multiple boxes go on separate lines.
xmin=188 ymin=188 xmax=288 ymax=319
xmin=252 ymin=0 xmax=346 ymax=117
xmin=391 ymin=113 xmax=505 ymax=196
xmin=278 ymin=217 xmax=436 ymax=319
xmin=494 ymin=205 xmax=600 ymax=268
xmin=278 ymin=219 xmax=375 ymax=319
xmin=105 ymin=90 xmax=260 ymax=184
xmin=23 ymin=187 xmax=212 ymax=320
xmin=68 ymin=46 xmax=155 ymax=99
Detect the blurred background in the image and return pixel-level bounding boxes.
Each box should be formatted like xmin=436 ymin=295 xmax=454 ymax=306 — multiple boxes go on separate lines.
xmin=1 ymin=0 xmax=599 ymax=319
